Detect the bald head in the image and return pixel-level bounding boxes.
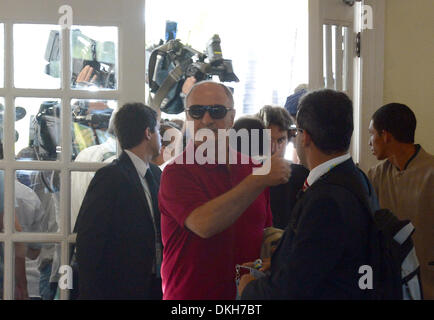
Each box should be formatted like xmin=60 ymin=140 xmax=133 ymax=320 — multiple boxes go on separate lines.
xmin=185 ymin=80 xmax=234 ymax=109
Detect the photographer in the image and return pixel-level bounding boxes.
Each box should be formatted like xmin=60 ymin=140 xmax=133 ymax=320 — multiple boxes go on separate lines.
xmin=71 ymin=101 xmax=117 ymax=229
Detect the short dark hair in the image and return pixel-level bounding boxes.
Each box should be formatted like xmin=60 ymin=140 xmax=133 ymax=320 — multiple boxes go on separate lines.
xmin=256 ymin=105 xmax=293 ymax=139
xmin=372 ymin=103 xmax=416 ymax=143
xmin=297 ymin=89 xmax=353 ymax=154
xmin=232 ymin=116 xmax=265 ymax=132
xmin=114 ymin=103 xmax=157 ymax=150
xmin=232 ymin=116 xmax=266 ymax=157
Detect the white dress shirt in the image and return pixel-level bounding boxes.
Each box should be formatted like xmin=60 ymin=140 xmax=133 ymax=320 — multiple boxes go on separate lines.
xmin=125 ymin=150 xmax=161 ymax=277
xmin=15 ymin=180 xmax=44 ymax=298
xmin=124 ymin=150 xmax=155 ymax=221
xmin=70 ymin=137 xmax=117 ymax=230
xmin=306 ymin=153 xmax=352 ymax=188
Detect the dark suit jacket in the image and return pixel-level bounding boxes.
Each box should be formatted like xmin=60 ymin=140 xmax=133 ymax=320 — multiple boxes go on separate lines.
xmin=75 ymin=151 xmax=162 ymax=299
xmin=270 ymin=164 xmax=309 ymax=229
xmin=242 ymin=159 xmax=373 ymax=299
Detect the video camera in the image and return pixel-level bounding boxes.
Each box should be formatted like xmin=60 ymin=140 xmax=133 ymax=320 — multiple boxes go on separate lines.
xmin=185 ymin=34 xmax=239 ymax=83
xmin=45 ymin=29 xmax=116 ymax=89
xmin=148 ymin=34 xmax=239 ymax=114
xmin=28 ymin=101 xmax=113 ymax=161
xmin=71 ymin=101 xmax=113 ymax=130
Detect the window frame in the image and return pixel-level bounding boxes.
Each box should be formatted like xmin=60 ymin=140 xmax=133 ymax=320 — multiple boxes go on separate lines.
xmin=0 ymin=0 xmax=146 ymax=300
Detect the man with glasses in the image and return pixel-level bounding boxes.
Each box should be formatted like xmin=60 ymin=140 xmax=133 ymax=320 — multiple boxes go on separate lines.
xmin=238 ymin=89 xmax=378 ymax=299
xmin=159 ymin=81 xmax=291 ymax=299
xmin=256 ymin=105 xmax=309 ymax=229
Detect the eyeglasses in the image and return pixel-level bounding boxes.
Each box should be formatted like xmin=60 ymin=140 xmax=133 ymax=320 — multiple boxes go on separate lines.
xmin=289 ymin=125 xmax=304 ymax=138
xmin=185 ymin=104 xmax=233 ymax=120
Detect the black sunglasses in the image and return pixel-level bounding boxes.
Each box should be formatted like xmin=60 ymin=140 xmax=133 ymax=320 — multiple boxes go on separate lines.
xmin=186 ymin=105 xmax=233 ymax=120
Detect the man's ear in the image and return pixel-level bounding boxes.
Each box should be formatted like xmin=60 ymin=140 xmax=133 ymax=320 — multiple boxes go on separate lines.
xmin=302 ymin=130 xmax=312 ymax=147
xmin=144 ymin=127 xmax=152 ymax=141
xmin=382 ymin=130 xmax=393 ymax=144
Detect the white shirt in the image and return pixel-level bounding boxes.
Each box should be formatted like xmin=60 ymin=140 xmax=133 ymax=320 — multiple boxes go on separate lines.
xmin=306 ymin=153 xmax=352 ymax=187
xmin=124 ymin=150 xmax=155 ymax=221
xmin=70 ymin=137 xmax=117 ymax=230
xmin=15 ymin=180 xmax=44 ymax=298
xmin=125 ymin=150 xmax=161 ymax=276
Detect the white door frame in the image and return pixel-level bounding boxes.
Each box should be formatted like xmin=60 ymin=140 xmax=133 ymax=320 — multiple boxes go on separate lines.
xmin=358 ymin=0 xmax=385 ymax=172
xmin=0 ymin=0 xmax=146 ymax=300
xmin=308 ymin=0 xmax=358 ymax=160
xmin=309 ymin=0 xmax=385 ymax=171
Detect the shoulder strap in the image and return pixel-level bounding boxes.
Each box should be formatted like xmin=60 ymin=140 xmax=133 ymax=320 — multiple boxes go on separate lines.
xmin=312 ymin=167 xmax=384 ymax=300
xmin=150 ymin=59 xmax=191 ymax=111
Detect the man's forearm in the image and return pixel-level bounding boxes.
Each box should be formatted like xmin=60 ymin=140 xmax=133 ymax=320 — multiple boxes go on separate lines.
xmin=185 ymin=174 xmax=266 ymax=238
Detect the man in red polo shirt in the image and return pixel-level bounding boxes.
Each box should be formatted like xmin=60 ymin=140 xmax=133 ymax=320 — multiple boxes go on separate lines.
xmin=158 ymin=81 xmax=291 ymax=299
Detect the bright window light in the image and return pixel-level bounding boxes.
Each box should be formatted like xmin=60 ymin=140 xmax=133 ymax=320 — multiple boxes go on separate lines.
xmin=145 ymin=0 xmax=308 ymax=119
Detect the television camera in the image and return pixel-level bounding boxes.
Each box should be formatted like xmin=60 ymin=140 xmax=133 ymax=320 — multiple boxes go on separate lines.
xmin=148 ymin=34 xmax=239 ymax=114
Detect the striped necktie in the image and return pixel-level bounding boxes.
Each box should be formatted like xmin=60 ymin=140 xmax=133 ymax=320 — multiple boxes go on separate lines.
xmin=302 ymin=179 xmax=310 ymax=192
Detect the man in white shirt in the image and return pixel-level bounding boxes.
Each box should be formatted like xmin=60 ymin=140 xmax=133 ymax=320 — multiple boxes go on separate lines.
xmin=70 ymin=136 xmax=116 ymax=229
xmin=15 ymin=180 xmax=44 ymax=299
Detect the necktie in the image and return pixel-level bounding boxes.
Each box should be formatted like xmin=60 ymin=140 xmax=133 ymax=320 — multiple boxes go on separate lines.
xmin=302 ymin=179 xmax=310 ymax=192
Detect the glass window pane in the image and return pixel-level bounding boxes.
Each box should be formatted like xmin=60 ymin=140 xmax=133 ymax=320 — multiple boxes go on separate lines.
xmin=14 ymin=242 xmax=60 ymax=300
xmin=0 ymin=97 xmax=4 ymax=160
xmin=0 ymin=23 xmax=4 ymax=88
xmin=342 ymin=26 xmax=349 ymax=92
xmin=71 ymin=170 xmax=98 ymax=233
xmin=71 ymin=26 xmax=118 ymax=91
xmin=0 ymin=242 xmax=3 ymax=299
xmin=0 ymin=170 xmax=3 ymax=232
xmin=71 ymin=99 xmax=117 ymax=160
xmin=14 ymin=24 xmax=61 ymax=89
xmin=15 ymin=98 xmax=61 ymax=161
xmin=15 ymin=170 xmax=60 ymax=235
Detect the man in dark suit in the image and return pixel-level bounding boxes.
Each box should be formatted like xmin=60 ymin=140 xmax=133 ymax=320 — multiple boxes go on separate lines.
xmin=75 ymin=103 xmax=163 ymax=299
xmin=238 ymin=89 xmax=376 ymax=299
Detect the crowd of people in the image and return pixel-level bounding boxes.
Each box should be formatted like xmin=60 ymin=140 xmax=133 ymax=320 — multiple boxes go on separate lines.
xmin=74 ymin=80 xmax=433 ymax=300
xmin=2 ymin=79 xmax=432 ymax=300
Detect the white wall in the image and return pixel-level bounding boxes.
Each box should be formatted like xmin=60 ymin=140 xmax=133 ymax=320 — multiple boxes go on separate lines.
xmin=383 ymin=0 xmax=434 ymax=154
